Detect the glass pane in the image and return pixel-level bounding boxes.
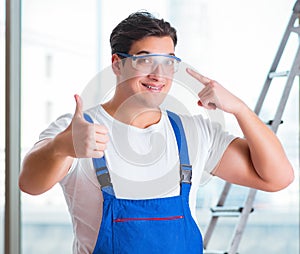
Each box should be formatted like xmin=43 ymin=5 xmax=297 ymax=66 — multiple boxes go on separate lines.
xmin=21 ymin=0 xmax=98 ymax=253
xmin=0 ymin=0 xmax=5 ymax=252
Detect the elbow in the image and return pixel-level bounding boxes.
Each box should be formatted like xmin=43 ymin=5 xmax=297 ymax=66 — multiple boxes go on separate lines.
xmin=19 ymin=180 xmax=29 ymax=194
xmin=19 ymin=182 xmax=45 ymax=196
xmin=265 ymin=166 xmax=295 ymax=192
xmin=18 ymin=174 xmax=46 ymax=196
xmin=18 ymin=177 xmax=34 ymax=195
xmin=279 ymin=169 xmax=295 ymax=191
xmin=18 ymin=170 xmax=31 ymax=194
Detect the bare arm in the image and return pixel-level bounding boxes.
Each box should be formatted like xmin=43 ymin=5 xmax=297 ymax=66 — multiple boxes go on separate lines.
xmin=19 ymin=95 xmax=109 ymax=195
xmin=20 ymin=136 xmax=73 ymax=195
xmin=213 ymin=105 xmax=294 ymax=191
xmin=187 ymin=68 xmax=294 ymax=192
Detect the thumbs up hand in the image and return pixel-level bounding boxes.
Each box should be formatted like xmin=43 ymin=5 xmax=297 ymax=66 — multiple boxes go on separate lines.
xmin=70 ymin=94 xmax=109 ymax=158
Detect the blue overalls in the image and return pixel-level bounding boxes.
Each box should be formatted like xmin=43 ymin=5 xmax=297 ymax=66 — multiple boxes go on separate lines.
xmin=84 ymin=111 xmax=203 ymax=254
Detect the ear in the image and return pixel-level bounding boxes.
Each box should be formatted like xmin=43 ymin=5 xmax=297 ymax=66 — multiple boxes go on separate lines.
xmin=111 ymin=54 xmax=122 ymax=76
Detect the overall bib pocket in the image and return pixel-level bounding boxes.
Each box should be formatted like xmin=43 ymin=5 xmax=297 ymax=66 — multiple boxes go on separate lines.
xmin=112 ymin=212 xmax=186 ymax=253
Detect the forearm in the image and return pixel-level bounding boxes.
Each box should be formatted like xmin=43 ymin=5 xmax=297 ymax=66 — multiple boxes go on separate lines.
xmin=234 ymin=103 xmax=294 ymax=189
xmin=19 ymin=130 xmax=74 ymax=195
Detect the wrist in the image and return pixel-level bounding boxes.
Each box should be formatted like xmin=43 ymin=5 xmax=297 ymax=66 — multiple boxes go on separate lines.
xmin=52 ymin=127 xmax=75 ymax=158
xmin=232 ymin=101 xmax=251 ymax=119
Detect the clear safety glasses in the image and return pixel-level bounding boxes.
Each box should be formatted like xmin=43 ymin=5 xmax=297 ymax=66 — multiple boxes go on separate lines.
xmin=116 ymin=52 xmax=181 ymax=74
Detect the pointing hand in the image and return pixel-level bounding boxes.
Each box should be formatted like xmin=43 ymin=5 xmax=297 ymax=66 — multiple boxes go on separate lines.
xmin=186 ymin=68 xmax=244 ymax=115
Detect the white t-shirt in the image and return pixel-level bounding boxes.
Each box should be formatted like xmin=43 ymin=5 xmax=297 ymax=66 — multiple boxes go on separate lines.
xmin=39 ymin=105 xmax=236 ymax=254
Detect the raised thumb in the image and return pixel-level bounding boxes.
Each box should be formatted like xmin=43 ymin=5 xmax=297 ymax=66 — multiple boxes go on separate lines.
xmin=74 ymin=94 xmax=83 ymax=117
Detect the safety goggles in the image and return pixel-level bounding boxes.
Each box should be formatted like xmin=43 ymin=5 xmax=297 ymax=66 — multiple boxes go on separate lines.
xmin=116 ymin=52 xmax=181 ymax=74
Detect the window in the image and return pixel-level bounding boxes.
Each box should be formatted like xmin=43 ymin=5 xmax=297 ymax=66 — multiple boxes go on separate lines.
xmin=21 ymin=0 xmax=98 ymax=253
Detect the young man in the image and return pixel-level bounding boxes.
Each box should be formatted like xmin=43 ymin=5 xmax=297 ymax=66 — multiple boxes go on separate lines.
xmin=19 ymin=12 xmax=294 ymax=254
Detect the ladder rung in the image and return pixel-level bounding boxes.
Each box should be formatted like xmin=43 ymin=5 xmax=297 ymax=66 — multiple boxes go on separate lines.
xmin=204 ymin=252 xmax=225 ymax=254
xmin=266 ymin=120 xmax=283 ymax=125
xmin=212 ymin=212 xmax=240 ymax=217
xmin=291 ymin=26 xmax=300 ymax=34
xmin=211 ymin=206 xmax=243 ymax=213
xmin=204 ymin=251 xmax=239 ymax=254
xmin=204 ymin=251 xmax=227 ymax=254
xmin=268 ymin=71 xmax=289 ymax=78
xmin=210 ymin=206 xmax=254 ymax=217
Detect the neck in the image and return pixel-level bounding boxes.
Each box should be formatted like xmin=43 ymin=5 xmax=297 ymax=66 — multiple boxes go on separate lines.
xmin=102 ymin=98 xmax=162 ymax=129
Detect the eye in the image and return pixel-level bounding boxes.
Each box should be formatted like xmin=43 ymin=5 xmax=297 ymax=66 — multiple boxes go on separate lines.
xmin=136 ymin=57 xmax=152 ymax=65
xmin=165 ymin=59 xmax=175 ymax=66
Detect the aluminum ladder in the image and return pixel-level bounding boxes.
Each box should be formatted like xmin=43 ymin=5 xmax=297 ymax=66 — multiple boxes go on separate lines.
xmin=203 ymin=1 xmax=300 ymax=253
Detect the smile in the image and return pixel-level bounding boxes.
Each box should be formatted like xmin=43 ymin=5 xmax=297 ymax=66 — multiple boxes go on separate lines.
xmin=142 ymin=83 xmax=164 ymax=92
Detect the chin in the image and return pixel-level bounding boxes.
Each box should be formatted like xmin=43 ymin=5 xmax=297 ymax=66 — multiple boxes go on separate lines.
xmin=140 ymin=92 xmax=168 ymax=109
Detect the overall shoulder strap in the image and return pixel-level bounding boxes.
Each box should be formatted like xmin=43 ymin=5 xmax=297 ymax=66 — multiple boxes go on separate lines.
xmin=83 ymin=113 xmax=115 ymax=197
xmin=167 ymin=111 xmax=193 ymax=195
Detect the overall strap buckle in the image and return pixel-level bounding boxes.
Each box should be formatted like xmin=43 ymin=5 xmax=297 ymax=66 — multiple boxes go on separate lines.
xmin=95 ymin=166 xmax=113 ymax=188
xmin=180 ymin=164 xmax=192 ymax=184
xmin=94 ymin=163 xmax=115 ymax=196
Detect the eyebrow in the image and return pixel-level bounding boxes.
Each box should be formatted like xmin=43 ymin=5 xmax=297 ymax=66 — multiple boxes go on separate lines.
xmin=135 ymin=50 xmax=175 ymax=56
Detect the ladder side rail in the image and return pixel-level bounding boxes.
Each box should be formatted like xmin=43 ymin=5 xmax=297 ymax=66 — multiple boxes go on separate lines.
xmin=254 ymin=13 xmax=297 ymax=115
xmin=203 ymin=214 xmax=219 ymax=249
xmin=254 ymin=78 xmax=272 ymax=115
xmin=203 ymin=182 xmax=232 ymax=249
xmin=226 ymin=42 xmax=300 ymax=252
xmin=269 ymin=13 xmax=298 ymax=72
xmin=228 ymin=188 xmax=258 ymax=254
xmin=271 ymin=43 xmax=300 ymax=132
xmin=293 ymin=0 xmax=300 ymax=14
xmin=216 ymin=182 xmax=232 ymax=206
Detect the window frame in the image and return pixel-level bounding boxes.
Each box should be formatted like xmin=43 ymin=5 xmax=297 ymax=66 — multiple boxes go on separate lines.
xmin=5 ymin=0 xmax=22 ymax=253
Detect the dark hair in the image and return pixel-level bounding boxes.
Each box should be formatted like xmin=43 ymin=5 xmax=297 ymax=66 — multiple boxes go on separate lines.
xmin=110 ymin=11 xmax=177 ymax=55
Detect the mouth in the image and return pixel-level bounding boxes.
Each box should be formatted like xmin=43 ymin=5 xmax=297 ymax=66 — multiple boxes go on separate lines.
xmin=142 ymin=83 xmax=165 ymax=92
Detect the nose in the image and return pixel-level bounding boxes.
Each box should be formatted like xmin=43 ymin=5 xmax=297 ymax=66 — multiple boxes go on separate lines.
xmin=147 ymin=64 xmax=166 ymax=81
xmin=148 ymin=61 xmax=170 ymax=80
xmin=152 ymin=62 xmax=164 ymax=74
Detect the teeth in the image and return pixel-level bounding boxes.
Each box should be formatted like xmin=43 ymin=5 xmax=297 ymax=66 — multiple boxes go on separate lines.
xmin=144 ymin=84 xmax=161 ymax=90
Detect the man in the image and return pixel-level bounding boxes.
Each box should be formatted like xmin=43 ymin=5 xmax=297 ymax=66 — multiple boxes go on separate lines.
xmin=19 ymin=11 xmax=294 ymax=254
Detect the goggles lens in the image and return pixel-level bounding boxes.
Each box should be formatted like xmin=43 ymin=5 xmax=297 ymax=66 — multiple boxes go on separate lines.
xmin=117 ymin=53 xmax=181 ymax=74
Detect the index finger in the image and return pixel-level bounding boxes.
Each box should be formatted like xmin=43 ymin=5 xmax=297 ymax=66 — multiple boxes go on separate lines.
xmin=186 ymin=68 xmax=211 ymax=85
